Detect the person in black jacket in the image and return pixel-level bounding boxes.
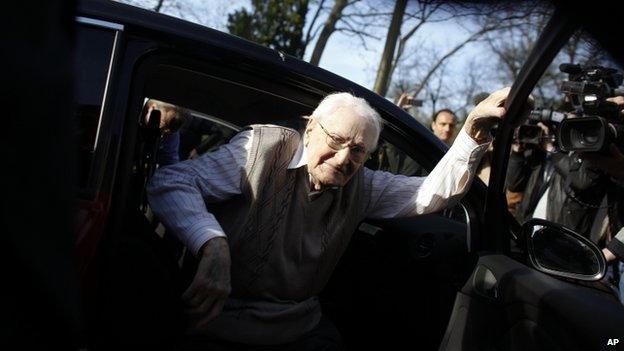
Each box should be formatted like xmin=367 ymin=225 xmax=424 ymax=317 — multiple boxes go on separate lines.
xmin=506 ymin=122 xmax=555 ymax=224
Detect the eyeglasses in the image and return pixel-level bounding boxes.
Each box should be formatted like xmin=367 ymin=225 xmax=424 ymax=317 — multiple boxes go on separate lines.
xmin=317 ymin=122 xmax=368 ymax=163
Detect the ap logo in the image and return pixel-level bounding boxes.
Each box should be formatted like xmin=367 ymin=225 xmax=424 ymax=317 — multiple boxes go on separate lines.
xmin=607 ymin=339 xmax=619 ymax=346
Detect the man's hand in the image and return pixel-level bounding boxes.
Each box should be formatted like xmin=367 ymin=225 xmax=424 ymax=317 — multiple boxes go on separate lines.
xmin=464 ymin=87 xmax=533 ymax=144
xmin=606 ymin=96 xmax=624 ymax=117
xmin=188 ymin=148 xmax=199 ymax=159
xmin=536 ymin=122 xmax=555 ymax=152
xmin=463 ymin=87 xmax=509 ymax=143
xmin=182 ymin=237 xmax=232 ymax=330
xmin=396 ymin=92 xmax=414 ymax=111
xmin=602 ymin=247 xmax=617 ymax=263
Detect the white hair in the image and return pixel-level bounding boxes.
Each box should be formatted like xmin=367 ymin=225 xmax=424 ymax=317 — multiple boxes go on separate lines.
xmin=310 ymin=92 xmax=383 ymax=150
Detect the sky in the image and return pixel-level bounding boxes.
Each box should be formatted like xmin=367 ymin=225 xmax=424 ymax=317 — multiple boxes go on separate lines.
xmin=116 ymin=0 xmax=491 ymax=96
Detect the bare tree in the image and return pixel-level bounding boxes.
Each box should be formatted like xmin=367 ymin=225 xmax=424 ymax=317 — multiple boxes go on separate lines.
xmin=154 ymin=0 xmax=164 ymax=12
xmin=373 ymin=1 xmax=499 ymax=97
xmin=116 ymin=0 xmax=237 ymax=31
xmin=479 ymin=2 xmax=613 ymax=107
xmin=306 ymin=0 xmax=388 ymax=66
xmin=308 ymin=0 xmax=349 ymax=65
xmin=372 ymin=0 xmax=408 ymax=96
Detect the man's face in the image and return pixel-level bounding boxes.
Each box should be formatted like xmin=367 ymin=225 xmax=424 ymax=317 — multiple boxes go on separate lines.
xmin=431 ymin=111 xmax=457 ymax=143
xmin=305 ymin=109 xmax=376 ymax=188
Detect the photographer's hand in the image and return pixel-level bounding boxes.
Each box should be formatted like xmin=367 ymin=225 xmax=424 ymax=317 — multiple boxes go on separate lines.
xmin=537 ymin=122 xmax=555 ymax=152
xmin=397 ymin=92 xmax=414 ymax=111
xmin=606 ymin=96 xmax=624 ymax=117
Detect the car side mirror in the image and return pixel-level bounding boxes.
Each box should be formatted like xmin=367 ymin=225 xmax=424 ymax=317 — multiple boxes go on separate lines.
xmin=522 ymin=218 xmax=606 ymax=281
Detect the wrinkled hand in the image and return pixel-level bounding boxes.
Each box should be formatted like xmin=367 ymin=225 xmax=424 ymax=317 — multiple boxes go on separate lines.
xmin=182 ymin=237 xmax=231 ymax=331
xmin=464 ymin=87 xmax=510 ymax=143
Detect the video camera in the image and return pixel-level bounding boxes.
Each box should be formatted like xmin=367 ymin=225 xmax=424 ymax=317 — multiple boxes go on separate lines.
xmin=516 ymin=109 xmax=566 ymax=145
xmin=556 ymin=63 xmax=624 ymax=152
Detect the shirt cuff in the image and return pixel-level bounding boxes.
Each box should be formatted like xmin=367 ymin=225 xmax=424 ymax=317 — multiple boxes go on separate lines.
xmin=452 ymin=129 xmax=490 ymax=164
xmin=185 ymin=221 xmax=227 ymax=257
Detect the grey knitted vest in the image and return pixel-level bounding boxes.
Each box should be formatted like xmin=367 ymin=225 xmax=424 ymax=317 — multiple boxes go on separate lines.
xmin=204 ymin=124 xmax=365 ymax=344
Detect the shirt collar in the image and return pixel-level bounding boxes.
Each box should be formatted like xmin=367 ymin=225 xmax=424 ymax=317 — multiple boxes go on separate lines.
xmin=289 ymin=138 xmax=341 ymax=194
xmin=288 ymin=138 xmax=308 ymax=169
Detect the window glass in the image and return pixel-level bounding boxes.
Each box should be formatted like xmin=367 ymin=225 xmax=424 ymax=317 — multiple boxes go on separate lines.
xmin=505 ymin=30 xmax=623 ymax=246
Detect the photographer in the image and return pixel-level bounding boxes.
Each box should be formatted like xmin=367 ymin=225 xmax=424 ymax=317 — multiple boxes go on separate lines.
xmin=580 ymin=95 xmax=624 ymax=301
xmin=546 ymin=145 xmax=611 ymax=238
xmin=506 ymin=122 xmax=555 ymax=223
xmin=537 ymin=65 xmax=623 ymax=239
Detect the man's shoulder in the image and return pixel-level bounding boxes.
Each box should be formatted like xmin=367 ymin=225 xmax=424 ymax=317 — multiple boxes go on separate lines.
xmin=246 ymin=124 xmax=300 ymax=134
xmin=244 ymin=124 xmax=302 ymax=142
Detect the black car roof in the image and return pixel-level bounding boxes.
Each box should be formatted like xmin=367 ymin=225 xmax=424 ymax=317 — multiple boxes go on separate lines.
xmin=76 ymin=0 xmax=446 ymax=154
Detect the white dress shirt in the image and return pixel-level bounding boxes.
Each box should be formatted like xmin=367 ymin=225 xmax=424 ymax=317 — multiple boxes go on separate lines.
xmin=147 ymin=128 xmax=489 ymax=255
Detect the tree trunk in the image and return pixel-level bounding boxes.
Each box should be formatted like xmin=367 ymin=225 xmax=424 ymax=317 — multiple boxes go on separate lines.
xmin=373 ymin=0 xmax=407 ymax=96
xmin=309 ymin=0 xmax=349 ymax=66
xmin=154 ymin=0 xmax=164 ymax=12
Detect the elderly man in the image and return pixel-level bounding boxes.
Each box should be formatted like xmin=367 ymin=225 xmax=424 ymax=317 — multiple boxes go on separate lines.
xmin=147 ymin=88 xmax=510 ymax=349
xmin=431 ymin=108 xmax=458 ymax=145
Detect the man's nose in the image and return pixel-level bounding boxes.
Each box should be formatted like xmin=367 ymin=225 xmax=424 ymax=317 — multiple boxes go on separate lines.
xmin=334 ymin=147 xmax=351 ymax=165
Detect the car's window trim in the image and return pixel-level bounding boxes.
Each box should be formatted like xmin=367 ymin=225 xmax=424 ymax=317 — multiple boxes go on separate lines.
xmin=483 ymin=7 xmax=579 ymax=253
xmin=76 ymin=16 xmax=124 ymax=31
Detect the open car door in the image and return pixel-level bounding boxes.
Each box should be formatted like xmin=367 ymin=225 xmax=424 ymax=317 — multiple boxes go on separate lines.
xmin=440 ymin=4 xmax=624 ymax=350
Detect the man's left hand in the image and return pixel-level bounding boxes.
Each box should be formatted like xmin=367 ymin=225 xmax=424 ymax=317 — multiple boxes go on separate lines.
xmin=464 ymin=87 xmax=534 ymax=144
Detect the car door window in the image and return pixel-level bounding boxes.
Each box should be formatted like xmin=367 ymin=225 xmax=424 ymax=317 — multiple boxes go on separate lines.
xmin=506 ymin=31 xmax=624 ymax=299
xmin=505 ymin=29 xmax=623 ymax=245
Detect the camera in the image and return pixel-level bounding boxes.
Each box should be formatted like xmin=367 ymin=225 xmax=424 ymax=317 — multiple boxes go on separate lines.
xmin=556 ymin=63 xmax=624 ymax=152
xmin=516 ymin=109 xmax=565 ymax=145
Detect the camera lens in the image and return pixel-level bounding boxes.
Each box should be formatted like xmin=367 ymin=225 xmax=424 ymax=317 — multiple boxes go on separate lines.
xmin=558 ymin=116 xmax=607 ymax=152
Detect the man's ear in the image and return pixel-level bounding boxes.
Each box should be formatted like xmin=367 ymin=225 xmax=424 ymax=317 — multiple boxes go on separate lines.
xmin=303 ymin=116 xmax=315 ymax=146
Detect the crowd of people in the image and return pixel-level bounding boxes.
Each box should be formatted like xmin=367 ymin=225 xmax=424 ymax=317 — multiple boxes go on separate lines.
xmin=397 ymin=91 xmax=624 ymax=303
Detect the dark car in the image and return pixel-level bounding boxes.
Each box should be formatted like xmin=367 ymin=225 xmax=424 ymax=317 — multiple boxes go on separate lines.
xmin=5 ymin=0 xmax=624 ymax=349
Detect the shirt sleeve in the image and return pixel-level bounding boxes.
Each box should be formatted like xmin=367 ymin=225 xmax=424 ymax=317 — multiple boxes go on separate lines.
xmin=363 ymin=129 xmax=489 ymax=218
xmin=146 ymin=129 xmax=252 ymax=255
